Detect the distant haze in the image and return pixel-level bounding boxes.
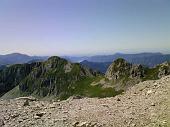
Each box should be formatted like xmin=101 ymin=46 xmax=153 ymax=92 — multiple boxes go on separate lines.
xmin=0 ymin=0 xmax=170 ymax=56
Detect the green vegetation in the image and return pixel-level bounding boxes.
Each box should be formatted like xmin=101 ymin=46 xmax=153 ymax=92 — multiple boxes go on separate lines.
xmin=0 ymin=57 xmax=169 ymax=100
xmin=142 ymin=67 xmax=159 ymax=81
xmin=59 ymin=77 xmax=123 ymax=100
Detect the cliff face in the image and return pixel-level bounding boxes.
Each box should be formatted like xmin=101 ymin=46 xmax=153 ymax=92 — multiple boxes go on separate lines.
xmin=105 ymin=58 xmax=145 ymax=80
xmin=105 ymin=58 xmax=170 ymax=90
xmin=0 ymin=62 xmax=41 ymax=96
xmin=0 ymin=56 xmax=101 ymax=99
xmin=18 ymin=56 xmax=99 ymax=98
xmin=158 ymin=62 xmax=170 ymax=78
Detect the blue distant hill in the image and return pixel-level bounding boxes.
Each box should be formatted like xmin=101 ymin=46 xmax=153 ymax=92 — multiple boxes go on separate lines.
xmin=0 ymin=53 xmax=48 ymax=66
xmin=66 ymin=53 xmax=170 ymax=73
xmin=1 ymin=53 xmax=170 ymax=73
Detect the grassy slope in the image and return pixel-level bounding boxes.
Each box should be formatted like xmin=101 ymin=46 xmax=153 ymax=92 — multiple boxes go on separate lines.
xmin=59 ymin=76 xmax=123 ymax=100
xmin=1 ymin=85 xmax=21 ymax=99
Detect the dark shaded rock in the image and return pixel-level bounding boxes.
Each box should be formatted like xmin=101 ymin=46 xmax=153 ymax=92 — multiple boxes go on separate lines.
xmin=0 ymin=119 xmax=5 ymax=126
xmin=23 ymin=100 xmax=29 ymax=106
xmin=36 ymin=112 xmax=45 ymax=117
xmin=0 ymin=62 xmax=41 ymax=96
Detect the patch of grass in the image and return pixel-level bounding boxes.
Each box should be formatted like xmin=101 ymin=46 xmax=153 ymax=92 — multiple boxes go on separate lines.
xmin=59 ymin=77 xmax=123 ymax=100
xmin=1 ymin=85 xmax=29 ymax=99
xmin=142 ymin=67 xmax=159 ymax=81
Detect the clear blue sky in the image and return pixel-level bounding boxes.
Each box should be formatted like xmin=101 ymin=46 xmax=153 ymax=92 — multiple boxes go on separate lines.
xmin=0 ymin=0 xmax=170 ymax=56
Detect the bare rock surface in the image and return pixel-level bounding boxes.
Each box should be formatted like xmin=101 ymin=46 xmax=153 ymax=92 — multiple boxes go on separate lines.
xmin=0 ymin=76 xmax=170 ymax=127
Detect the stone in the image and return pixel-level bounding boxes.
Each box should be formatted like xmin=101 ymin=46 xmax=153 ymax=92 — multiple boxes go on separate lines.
xmin=36 ymin=112 xmax=45 ymax=117
xmin=76 ymin=122 xmax=88 ymax=127
xmin=147 ymin=90 xmax=152 ymax=94
xmin=34 ymin=115 xmax=41 ymax=119
xmin=117 ymin=98 xmax=121 ymax=101
xmin=0 ymin=119 xmax=5 ymax=126
xmin=11 ymin=113 xmax=20 ymax=118
xmin=23 ymin=100 xmax=29 ymax=106
xmin=18 ymin=119 xmax=23 ymax=123
xmin=151 ymin=103 xmax=156 ymax=106
xmin=73 ymin=122 xmax=79 ymax=127
xmin=49 ymin=104 xmax=55 ymax=108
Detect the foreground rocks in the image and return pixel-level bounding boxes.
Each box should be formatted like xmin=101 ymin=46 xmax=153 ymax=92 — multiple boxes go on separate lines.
xmin=0 ymin=76 xmax=170 ymax=127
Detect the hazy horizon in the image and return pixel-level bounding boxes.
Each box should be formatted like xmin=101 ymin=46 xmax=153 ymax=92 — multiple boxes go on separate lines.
xmin=0 ymin=0 xmax=170 ymax=56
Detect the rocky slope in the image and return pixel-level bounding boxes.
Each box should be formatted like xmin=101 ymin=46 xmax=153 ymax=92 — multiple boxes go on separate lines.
xmin=0 ymin=62 xmax=41 ymax=96
xmin=0 ymin=75 xmax=169 ymax=127
xmin=104 ymin=58 xmax=170 ymax=90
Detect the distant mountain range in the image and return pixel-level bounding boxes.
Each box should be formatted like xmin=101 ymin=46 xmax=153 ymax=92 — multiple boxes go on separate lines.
xmin=67 ymin=53 xmax=170 ymax=65
xmin=0 ymin=53 xmax=48 ymax=66
xmin=80 ymin=60 xmax=111 ymax=73
xmin=0 ymin=53 xmax=170 ymax=73
xmin=72 ymin=53 xmax=170 ymax=73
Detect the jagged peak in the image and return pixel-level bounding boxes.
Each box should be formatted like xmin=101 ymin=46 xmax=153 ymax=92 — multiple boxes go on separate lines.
xmin=47 ymin=56 xmax=63 ymax=61
xmin=46 ymin=56 xmax=69 ymax=65
xmin=112 ymin=58 xmax=127 ymax=63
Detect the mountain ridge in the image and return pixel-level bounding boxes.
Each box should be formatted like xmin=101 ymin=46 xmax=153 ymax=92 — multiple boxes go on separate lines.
xmin=0 ymin=54 xmax=170 ymax=101
xmin=1 ymin=56 xmax=122 ymax=100
xmin=0 ymin=53 xmax=48 ymax=66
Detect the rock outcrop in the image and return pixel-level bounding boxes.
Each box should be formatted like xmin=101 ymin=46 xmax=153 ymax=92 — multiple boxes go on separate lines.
xmin=105 ymin=58 xmax=145 ymax=80
xmin=105 ymin=58 xmax=170 ymax=90
xmin=158 ymin=61 xmax=170 ymax=78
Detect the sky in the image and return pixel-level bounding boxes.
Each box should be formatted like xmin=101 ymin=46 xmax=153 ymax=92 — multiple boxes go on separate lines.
xmin=0 ymin=0 xmax=170 ymax=56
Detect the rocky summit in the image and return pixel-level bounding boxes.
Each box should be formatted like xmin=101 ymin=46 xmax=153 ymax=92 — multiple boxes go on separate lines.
xmin=0 ymin=75 xmax=169 ymax=127
xmin=105 ymin=58 xmax=145 ymax=80
xmin=104 ymin=58 xmax=170 ymax=90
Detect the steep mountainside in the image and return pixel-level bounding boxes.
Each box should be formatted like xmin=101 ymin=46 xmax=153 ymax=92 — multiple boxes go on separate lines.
xmin=0 ymin=65 xmax=6 ymax=71
xmin=1 ymin=56 xmax=123 ymax=100
xmin=0 ymin=62 xmax=41 ymax=96
xmin=103 ymin=58 xmax=170 ymax=90
xmin=18 ymin=56 xmax=100 ymax=99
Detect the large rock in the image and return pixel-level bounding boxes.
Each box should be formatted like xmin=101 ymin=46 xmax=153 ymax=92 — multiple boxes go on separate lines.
xmin=105 ymin=58 xmax=170 ymax=90
xmin=105 ymin=58 xmax=145 ymax=80
xmin=158 ymin=62 xmax=170 ymax=78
